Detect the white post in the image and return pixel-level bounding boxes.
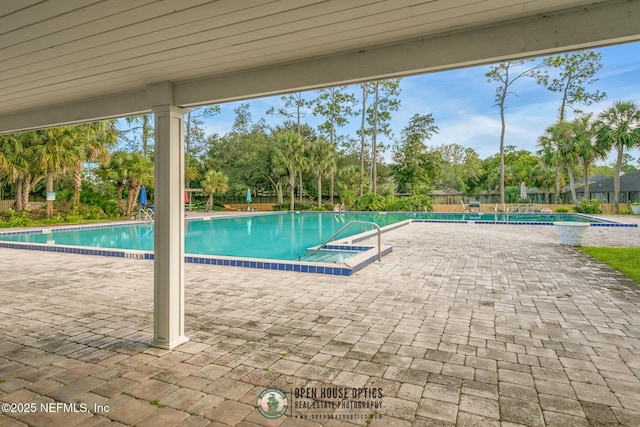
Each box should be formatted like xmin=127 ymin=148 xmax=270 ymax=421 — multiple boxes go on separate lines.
xmin=152 ymin=105 xmax=188 ymax=349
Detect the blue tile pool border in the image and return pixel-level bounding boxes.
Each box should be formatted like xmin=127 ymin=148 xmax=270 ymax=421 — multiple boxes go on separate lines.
xmin=0 ymin=238 xmax=385 ymax=276
xmin=411 ymin=214 xmax=638 ymax=227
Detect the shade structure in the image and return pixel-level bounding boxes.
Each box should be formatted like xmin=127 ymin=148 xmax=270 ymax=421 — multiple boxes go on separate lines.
xmin=140 ymin=186 xmax=147 ymax=206
xmin=246 ymin=188 xmax=252 ymax=204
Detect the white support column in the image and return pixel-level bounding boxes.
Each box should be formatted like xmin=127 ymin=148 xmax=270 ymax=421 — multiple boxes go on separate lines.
xmin=152 ymin=105 xmax=189 ymax=350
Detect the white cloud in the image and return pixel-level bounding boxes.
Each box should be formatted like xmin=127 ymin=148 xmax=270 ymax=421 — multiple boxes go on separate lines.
xmin=200 ymin=41 xmax=640 ymax=164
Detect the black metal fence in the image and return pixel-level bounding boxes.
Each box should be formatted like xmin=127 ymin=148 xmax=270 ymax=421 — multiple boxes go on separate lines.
xmin=435 ymin=191 xmax=640 ymax=205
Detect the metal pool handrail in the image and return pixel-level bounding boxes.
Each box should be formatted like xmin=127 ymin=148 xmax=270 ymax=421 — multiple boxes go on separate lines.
xmin=303 ymin=220 xmax=382 ymax=262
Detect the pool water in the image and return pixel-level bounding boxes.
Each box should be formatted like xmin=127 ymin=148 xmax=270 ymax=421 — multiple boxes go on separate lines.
xmin=0 ymin=213 xmax=402 ymax=261
xmin=0 ymin=211 xmax=620 ymax=262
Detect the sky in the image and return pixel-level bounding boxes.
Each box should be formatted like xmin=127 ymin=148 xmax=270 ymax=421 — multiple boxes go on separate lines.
xmin=202 ymin=41 xmax=640 ymax=165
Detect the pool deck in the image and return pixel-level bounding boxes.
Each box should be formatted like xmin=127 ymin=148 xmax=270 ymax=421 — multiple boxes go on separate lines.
xmin=1 ymin=215 xmax=640 ymax=426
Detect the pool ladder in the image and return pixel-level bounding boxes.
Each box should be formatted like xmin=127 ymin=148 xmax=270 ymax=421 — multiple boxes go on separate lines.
xmin=301 ymin=220 xmax=382 ymax=262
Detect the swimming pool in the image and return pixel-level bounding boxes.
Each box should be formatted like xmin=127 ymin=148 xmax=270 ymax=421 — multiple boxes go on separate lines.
xmin=0 ymin=212 xmax=401 ymax=259
xmin=0 ymin=211 xmax=634 ymax=275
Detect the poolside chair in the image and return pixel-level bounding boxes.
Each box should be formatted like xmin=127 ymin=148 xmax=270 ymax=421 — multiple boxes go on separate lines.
xmin=462 ymin=201 xmax=480 ymax=212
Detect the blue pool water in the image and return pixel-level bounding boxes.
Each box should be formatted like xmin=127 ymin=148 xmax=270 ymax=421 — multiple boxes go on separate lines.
xmin=0 ymin=211 xmax=622 ymax=262
xmin=0 ymin=213 xmax=401 ymax=261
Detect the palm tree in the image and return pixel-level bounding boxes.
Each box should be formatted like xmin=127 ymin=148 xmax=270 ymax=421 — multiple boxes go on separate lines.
xmin=528 ymin=163 xmax=555 ymax=204
xmin=595 ymin=101 xmax=640 ymax=212
xmin=0 ymin=134 xmax=21 ymax=178
xmin=274 ymin=131 xmax=305 ymax=210
xmin=202 ymin=169 xmax=229 ymax=211
xmin=0 ymin=134 xmax=27 ymax=208
xmin=266 ymin=144 xmax=288 ymax=205
xmin=540 ymin=121 xmax=582 ymax=207
xmin=31 ymin=126 xmax=77 ymax=218
xmin=124 ymin=152 xmax=154 ymax=216
xmin=71 ymin=121 xmax=117 ymax=208
xmin=185 ymin=153 xmax=200 ymax=189
xmin=537 ymin=123 xmax=569 ymax=204
xmin=571 ymin=115 xmax=605 ymax=200
xmin=13 ymin=131 xmax=43 ymax=211
xmin=558 ymin=124 xmax=582 ymax=207
xmin=337 ymin=164 xmax=363 ymax=208
xmin=96 ymin=150 xmax=131 ymax=215
xmin=308 ymin=139 xmax=333 ymax=207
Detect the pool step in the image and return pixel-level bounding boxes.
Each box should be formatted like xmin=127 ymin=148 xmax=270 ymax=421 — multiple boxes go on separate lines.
xmin=300 ymin=250 xmax=358 ymax=263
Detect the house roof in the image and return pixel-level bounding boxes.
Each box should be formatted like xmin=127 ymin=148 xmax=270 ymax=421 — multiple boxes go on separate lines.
xmin=581 ymin=170 xmax=640 ymax=193
xmin=575 ymin=175 xmax=608 ymax=185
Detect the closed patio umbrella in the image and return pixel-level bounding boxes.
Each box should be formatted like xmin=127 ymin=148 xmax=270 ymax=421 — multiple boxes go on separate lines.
xmin=520 ymin=182 xmax=527 ymax=201
xmin=139 ymin=185 xmax=147 ymax=206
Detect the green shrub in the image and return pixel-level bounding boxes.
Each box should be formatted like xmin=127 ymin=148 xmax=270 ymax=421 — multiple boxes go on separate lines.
xmin=339 ymin=190 xmax=357 ymax=211
xmin=39 ymin=215 xmax=66 ymax=225
xmin=356 ymin=193 xmax=386 ymax=211
xmin=85 ymin=206 xmax=104 ymax=220
xmin=55 ymin=188 xmax=73 ymax=201
xmin=80 ymin=190 xmax=118 ymax=217
xmin=393 ymin=195 xmax=434 ymax=212
xmin=575 ymin=198 xmax=603 ymax=214
xmin=383 ymin=195 xmax=396 ymax=210
xmin=3 ymin=210 xmax=34 ymax=227
xmin=64 ymin=214 xmax=84 ymax=223
xmin=555 ymin=207 xmax=569 ymax=213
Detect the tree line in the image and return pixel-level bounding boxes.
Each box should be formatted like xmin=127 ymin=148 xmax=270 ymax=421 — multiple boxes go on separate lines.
xmin=1 ymin=50 xmax=639 ymax=220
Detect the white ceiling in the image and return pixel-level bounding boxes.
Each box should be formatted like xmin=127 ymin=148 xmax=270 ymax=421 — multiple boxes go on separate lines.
xmin=1 ymin=0 xmax=639 ymax=132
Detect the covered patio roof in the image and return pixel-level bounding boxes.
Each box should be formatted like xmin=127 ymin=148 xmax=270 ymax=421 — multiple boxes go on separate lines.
xmin=1 ymin=0 xmax=639 ymax=133
xmin=2 ymin=0 xmax=639 ymax=350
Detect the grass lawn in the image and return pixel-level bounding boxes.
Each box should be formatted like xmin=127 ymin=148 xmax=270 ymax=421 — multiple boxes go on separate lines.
xmin=580 ymin=247 xmax=640 ymax=284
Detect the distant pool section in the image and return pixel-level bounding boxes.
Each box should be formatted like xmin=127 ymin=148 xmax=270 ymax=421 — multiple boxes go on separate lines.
xmin=0 ymin=211 xmax=635 ymax=275
xmin=410 ymin=211 xmax=634 ymax=226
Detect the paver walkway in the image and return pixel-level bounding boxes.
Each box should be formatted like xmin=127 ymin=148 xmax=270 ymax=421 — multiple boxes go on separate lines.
xmin=1 ymin=217 xmax=640 ymax=426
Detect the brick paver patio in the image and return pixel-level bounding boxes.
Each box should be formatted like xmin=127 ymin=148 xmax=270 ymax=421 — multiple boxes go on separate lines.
xmin=1 ymin=216 xmax=640 ymax=426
